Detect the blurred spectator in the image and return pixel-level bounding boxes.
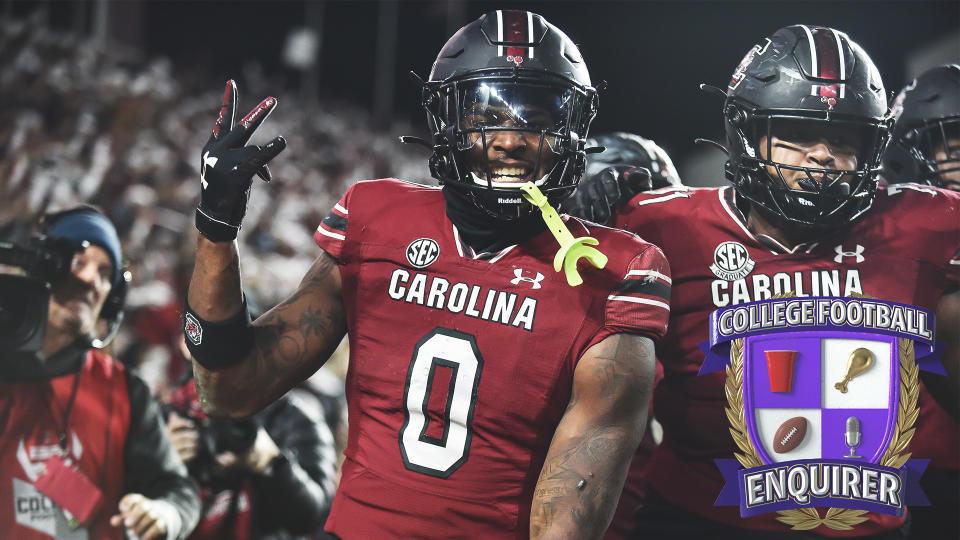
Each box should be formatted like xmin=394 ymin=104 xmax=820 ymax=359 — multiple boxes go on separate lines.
xmin=164 ymin=374 xmax=338 ymax=539
xmin=0 ymin=13 xmax=426 ymax=395
xmin=0 ymin=205 xmax=199 ymax=539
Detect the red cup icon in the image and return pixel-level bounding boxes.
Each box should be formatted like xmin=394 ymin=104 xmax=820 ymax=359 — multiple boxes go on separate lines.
xmin=765 ymin=350 xmax=798 ymax=393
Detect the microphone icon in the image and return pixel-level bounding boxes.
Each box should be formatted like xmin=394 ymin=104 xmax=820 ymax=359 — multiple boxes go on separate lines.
xmin=845 ymin=416 xmax=862 ymax=459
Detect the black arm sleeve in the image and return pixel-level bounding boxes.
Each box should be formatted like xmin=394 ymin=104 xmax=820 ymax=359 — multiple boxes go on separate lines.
xmin=250 ymin=391 xmax=338 ymax=535
xmin=123 ymin=371 xmax=201 ymax=539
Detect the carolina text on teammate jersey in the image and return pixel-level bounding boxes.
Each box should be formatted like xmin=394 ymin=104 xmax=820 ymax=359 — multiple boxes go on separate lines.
xmin=387 ymin=268 xmax=538 ymax=331
xmin=711 ymin=269 xmax=863 ymax=307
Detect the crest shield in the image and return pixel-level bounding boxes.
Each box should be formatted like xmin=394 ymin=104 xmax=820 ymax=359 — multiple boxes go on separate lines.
xmin=703 ymin=296 xmax=937 ymax=529
xmin=743 ymin=332 xmax=899 ymax=465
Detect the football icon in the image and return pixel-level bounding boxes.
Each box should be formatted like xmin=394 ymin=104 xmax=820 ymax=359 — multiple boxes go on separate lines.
xmin=773 ymin=416 xmax=807 ymax=453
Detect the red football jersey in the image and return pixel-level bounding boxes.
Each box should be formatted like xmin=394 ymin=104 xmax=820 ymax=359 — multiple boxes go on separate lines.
xmin=314 ymin=179 xmax=671 ymax=539
xmin=613 ymin=184 xmax=959 ymax=536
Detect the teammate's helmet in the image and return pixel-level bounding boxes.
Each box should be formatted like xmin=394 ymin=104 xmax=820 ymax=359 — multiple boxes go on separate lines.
xmin=421 ymin=10 xmax=598 ymax=220
xmin=882 ymin=64 xmax=960 ymax=187
xmin=723 ymin=25 xmax=891 ymax=231
xmin=585 ymin=132 xmax=682 ymax=189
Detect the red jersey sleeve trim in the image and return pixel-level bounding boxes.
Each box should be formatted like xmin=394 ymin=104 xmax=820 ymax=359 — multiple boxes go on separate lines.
xmin=314 ymin=191 xmax=353 ymax=260
xmin=604 ymin=246 xmax=672 ymax=340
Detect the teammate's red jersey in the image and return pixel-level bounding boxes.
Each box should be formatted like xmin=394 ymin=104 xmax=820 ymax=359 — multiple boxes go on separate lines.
xmin=613 ymin=183 xmax=960 ymax=536
xmin=314 ymin=179 xmax=671 ymax=539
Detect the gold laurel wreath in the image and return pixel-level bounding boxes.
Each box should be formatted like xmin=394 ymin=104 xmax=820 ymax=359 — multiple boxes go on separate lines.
xmin=723 ymin=308 xmax=920 ymax=531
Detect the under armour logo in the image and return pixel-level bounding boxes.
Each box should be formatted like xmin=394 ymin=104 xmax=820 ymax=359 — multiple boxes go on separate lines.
xmin=510 ymin=268 xmax=544 ymax=289
xmin=834 ymin=244 xmax=865 ymax=263
xmin=201 ymin=151 xmax=218 ymax=190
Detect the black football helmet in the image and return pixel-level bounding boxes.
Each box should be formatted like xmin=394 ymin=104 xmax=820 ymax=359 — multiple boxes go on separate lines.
xmin=585 ymin=132 xmax=682 ymax=189
xmin=723 ymin=25 xmax=891 ymax=231
xmin=420 ymin=10 xmax=599 ymax=220
xmin=882 ymin=64 xmax=960 ymax=187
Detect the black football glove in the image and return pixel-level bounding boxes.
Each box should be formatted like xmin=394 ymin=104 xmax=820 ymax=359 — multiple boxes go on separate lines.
xmin=196 ymin=80 xmax=287 ymax=242
xmin=560 ymin=165 xmax=652 ymax=224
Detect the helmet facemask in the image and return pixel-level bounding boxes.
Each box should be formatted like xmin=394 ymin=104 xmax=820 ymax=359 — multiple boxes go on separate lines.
xmin=424 ymin=71 xmax=597 ymax=220
xmin=728 ymin=107 xmax=890 ymax=232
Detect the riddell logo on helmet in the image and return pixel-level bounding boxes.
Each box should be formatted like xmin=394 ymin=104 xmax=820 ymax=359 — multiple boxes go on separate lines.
xmin=506 ymin=55 xmax=523 ymax=67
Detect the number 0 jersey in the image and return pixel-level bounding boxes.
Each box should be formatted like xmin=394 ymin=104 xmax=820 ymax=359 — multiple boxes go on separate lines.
xmin=613 ymin=183 xmax=960 ymax=536
xmin=314 ymin=179 xmax=670 ymax=539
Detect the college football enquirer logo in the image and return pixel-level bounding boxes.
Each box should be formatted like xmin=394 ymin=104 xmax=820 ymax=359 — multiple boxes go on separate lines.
xmin=699 ymin=294 xmax=941 ymax=531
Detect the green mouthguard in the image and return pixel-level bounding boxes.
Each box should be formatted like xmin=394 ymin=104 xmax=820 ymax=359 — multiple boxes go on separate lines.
xmin=520 ymin=182 xmax=608 ymax=287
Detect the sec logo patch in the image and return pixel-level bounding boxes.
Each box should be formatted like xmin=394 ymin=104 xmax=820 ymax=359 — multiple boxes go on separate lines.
xmin=406 ymin=238 xmax=440 ymax=268
xmin=710 ymin=241 xmax=755 ymax=281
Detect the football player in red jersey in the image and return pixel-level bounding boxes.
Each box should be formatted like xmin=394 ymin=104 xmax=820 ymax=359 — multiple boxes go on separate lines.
xmin=561 ymin=132 xmax=682 ymax=540
xmin=567 ymin=26 xmax=959 ymax=539
xmin=183 ymin=10 xmax=671 ymax=539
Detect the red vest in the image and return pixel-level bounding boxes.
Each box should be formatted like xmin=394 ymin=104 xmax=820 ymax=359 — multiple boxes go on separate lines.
xmin=0 ymin=350 xmax=131 ymax=539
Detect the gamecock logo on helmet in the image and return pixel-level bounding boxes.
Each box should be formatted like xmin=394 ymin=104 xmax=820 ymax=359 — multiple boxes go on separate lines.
xmin=729 ymin=38 xmax=772 ymax=90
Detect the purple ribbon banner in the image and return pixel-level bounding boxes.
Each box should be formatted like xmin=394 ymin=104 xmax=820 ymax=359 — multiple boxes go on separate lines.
xmin=714 ymin=458 xmax=930 ymax=517
xmin=698 ymin=297 xmax=942 ymax=375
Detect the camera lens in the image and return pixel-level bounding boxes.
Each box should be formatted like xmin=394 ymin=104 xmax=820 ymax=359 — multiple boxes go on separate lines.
xmin=0 ymin=275 xmax=51 ymax=353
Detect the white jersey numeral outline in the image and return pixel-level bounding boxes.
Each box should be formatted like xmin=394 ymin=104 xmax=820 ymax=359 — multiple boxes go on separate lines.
xmin=399 ymin=327 xmax=484 ymax=478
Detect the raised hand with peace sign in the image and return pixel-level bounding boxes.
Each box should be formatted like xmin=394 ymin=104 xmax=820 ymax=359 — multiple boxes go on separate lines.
xmin=196 ymin=80 xmax=287 ymax=242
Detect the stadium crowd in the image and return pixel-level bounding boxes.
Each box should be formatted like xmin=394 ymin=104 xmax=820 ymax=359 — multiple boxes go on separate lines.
xmin=0 ymin=14 xmax=424 ymax=397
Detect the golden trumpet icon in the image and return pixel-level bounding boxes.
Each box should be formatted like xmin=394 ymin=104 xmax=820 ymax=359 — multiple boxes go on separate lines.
xmin=834 ymin=348 xmax=874 ymax=393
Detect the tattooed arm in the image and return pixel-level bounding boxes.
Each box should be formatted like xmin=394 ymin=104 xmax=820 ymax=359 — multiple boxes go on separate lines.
xmin=187 ymin=237 xmax=346 ymax=418
xmin=530 ymin=333 xmax=656 ymax=539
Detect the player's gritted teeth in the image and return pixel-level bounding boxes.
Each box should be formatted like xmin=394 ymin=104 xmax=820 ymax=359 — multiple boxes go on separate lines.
xmin=474 ymin=163 xmax=535 ymax=184
xmin=491 ymin=166 xmax=531 ymax=183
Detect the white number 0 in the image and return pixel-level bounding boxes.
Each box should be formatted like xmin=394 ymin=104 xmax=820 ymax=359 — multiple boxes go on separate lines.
xmin=399 ymin=327 xmax=483 ymax=478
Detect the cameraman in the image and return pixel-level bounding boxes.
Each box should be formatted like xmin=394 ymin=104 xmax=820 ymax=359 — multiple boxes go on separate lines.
xmin=0 ymin=206 xmax=200 ymax=540
xmin=165 ymin=370 xmax=337 ymax=540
